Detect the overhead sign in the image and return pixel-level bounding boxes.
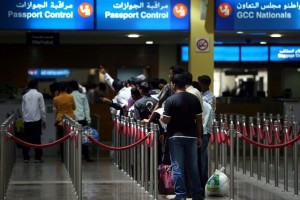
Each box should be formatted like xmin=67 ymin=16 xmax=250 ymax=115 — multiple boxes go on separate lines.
xmin=0 ymin=0 xmax=95 ymax=30
xmin=215 ymin=0 xmax=300 ymax=30
xmin=270 ymin=46 xmax=300 ymax=61
xmin=96 ymin=0 xmax=190 ymax=30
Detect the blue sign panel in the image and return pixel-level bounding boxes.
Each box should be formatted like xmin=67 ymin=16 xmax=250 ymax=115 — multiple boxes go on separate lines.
xmin=0 ymin=0 xmax=94 ymax=30
xmin=241 ymin=46 xmax=268 ymax=61
xmin=215 ymin=0 xmax=300 ymax=30
xmin=96 ymin=0 xmax=190 ymax=30
xmin=214 ymin=46 xmax=240 ymax=62
xmin=270 ymin=46 xmax=300 ymax=61
xmin=28 ymin=68 xmax=71 ymax=78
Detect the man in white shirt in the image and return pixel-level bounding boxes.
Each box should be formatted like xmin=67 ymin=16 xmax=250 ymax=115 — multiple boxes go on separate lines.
xmin=22 ymin=79 xmax=46 ymax=163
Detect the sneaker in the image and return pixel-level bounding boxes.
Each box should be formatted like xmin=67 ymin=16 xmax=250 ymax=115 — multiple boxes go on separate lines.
xmin=34 ymin=159 xmax=44 ymax=163
xmin=24 ymin=160 xmax=29 ymax=163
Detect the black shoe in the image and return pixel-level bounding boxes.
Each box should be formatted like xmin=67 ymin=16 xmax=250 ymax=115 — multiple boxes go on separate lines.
xmin=84 ymin=158 xmax=94 ymax=162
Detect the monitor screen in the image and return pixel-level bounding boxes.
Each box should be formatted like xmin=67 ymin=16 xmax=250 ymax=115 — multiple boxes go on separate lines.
xmin=214 ymin=46 xmax=239 ymax=62
xmin=181 ymin=46 xmax=189 ymax=62
xmin=28 ymin=69 xmax=71 ymax=78
xmin=241 ymin=46 xmax=268 ymax=62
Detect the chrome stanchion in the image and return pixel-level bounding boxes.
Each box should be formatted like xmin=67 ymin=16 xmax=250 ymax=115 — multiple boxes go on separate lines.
xmin=249 ymin=117 xmax=254 ymax=178
xmin=136 ymin=120 xmax=141 ymax=186
xmin=283 ymin=121 xmax=289 ymax=192
xmin=144 ymin=124 xmax=149 ymax=192
xmin=264 ymin=119 xmax=270 ymax=184
xmin=236 ymin=115 xmax=240 ymax=172
xmin=292 ymin=121 xmax=298 ymax=196
xmin=256 ymin=116 xmax=262 ymax=181
xmin=213 ymin=121 xmax=219 ymax=170
xmin=274 ymin=120 xmax=279 ymax=188
xmin=242 ymin=115 xmax=246 ymax=175
xmin=229 ymin=122 xmax=235 ymax=200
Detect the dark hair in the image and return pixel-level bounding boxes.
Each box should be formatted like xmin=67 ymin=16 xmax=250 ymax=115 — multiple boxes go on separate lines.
xmin=112 ymin=79 xmax=124 ymax=91
xmin=131 ymin=87 xmax=141 ymax=97
xmin=183 ymin=72 xmax=193 ymax=85
xmin=198 ymin=75 xmax=211 ymax=85
xmin=69 ymin=80 xmax=79 ymax=91
xmin=170 ymin=66 xmax=184 ymax=75
xmin=159 ymin=78 xmax=167 ymax=85
xmin=139 ymin=81 xmax=150 ymax=93
xmin=58 ymin=81 xmax=68 ymax=92
xmin=28 ymin=79 xmax=38 ymax=89
xmin=149 ymin=78 xmax=160 ymax=90
xmin=97 ymin=82 xmax=107 ymax=91
xmin=172 ymin=74 xmax=186 ymax=88
xmin=192 ymin=81 xmax=201 ymax=92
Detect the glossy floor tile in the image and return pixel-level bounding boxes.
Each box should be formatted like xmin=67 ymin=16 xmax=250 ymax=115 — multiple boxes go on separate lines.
xmin=4 ymin=154 xmax=300 ymax=200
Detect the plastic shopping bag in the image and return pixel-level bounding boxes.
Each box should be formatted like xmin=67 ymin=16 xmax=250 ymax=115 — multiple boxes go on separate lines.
xmin=205 ymin=167 xmax=229 ymax=197
xmin=82 ymin=126 xmax=100 ymax=145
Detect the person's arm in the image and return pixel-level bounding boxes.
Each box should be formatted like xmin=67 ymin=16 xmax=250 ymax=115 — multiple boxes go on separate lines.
xmin=39 ymin=94 xmax=47 ymax=129
xmin=161 ymin=115 xmax=171 ymax=124
xmin=99 ymin=65 xmax=114 ymax=91
xmin=196 ymin=114 xmax=203 ymax=147
xmin=142 ymin=102 xmax=158 ymax=123
xmin=83 ymin=96 xmax=91 ymax=124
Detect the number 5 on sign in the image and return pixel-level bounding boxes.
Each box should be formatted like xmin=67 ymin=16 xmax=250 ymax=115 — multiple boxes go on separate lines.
xmin=196 ymin=38 xmax=210 ymax=52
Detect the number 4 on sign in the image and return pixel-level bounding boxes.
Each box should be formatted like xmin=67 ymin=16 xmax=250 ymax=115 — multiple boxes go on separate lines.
xmin=196 ymin=38 xmax=210 ymax=52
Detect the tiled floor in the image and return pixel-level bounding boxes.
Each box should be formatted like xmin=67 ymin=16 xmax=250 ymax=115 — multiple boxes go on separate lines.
xmin=5 ymin=154 xmax=300 ymax=200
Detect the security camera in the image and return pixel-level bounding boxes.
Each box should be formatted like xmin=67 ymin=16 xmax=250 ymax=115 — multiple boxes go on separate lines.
xmin=245 ymin=38 xmax=252 ymax=44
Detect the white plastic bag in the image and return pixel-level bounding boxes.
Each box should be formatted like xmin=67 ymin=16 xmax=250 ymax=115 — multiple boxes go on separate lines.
xmin=205 ymin=167 xmax=229 ymax=197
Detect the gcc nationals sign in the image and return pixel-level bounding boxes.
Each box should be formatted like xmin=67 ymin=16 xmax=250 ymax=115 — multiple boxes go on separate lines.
xmin=215 ymin=0 xmax=300 ymax=30
xmin=0 ymin=0 xmax=94 ymax=30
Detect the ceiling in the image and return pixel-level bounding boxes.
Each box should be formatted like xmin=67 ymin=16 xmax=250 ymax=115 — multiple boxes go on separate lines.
xmin=0 ymin=30 xmax=299 ymax=45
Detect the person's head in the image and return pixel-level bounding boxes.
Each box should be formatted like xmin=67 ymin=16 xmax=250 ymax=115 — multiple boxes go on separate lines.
xmin=159 ymin=78 xmax=167 ymax=90
xmin=58 ymin=81 xmax=68 ymax=92
xmin=69 ymin=80 xmax=79 ymax=92
xmin=198 ymin=75 xmax=211 ymax=92
xmin=171 ymin=74 xmax=186 ymax=90
xmin=138 ymin=81 xmax=150 ymax=95
xmin=28 ymin=79 xmax=38 ymax=89
xmin=169 ymin=66 xmax=184 ymax=82
xmin=192 ymin=81 xmax=201 ymax=92
xmin=148 ymin=77 xmax=160 ymax=90
xmin=130 ymin=87 xmax=141 ymax=101
xmin=112 ymin=79 xmax=124 ymax=91
xmin=182 ymin=72 xmax=193 ymax=86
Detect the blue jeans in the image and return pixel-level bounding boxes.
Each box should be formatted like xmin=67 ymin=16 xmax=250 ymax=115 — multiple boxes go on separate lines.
xmin=201 ymin=133 xmax=211 ymax=188
xmin=169 ymin=137 xmax=203 ymax=199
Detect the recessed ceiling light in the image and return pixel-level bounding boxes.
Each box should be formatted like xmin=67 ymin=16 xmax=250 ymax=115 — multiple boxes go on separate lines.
xmin=146 ymin=41 xmax=153 ymax=44
xmin=269 ymin=33 xmax=282 ymax=38
xmin=236 ymin=31 xmax=244 ymax=34
xmin=260 ymin=41 xmax=267 ymax=44
xmin=127 ymin=34 xmax=140 ymax=38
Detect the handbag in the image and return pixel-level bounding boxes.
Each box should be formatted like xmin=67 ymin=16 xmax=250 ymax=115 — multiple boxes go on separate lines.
xmin=82 ymin=126 xmax=100 ymax=145
xmin=158 ymin=164 xmax=174 ymax=194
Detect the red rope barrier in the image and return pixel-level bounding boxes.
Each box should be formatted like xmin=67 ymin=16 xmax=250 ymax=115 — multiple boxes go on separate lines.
xmin=9 ymin=133 xmax=72 ymax=149
xmin=265 ymin=129 xmax=273 ymax=144
xmin=87 ymin=132 xmax=151 ymax=151
xmin=257 ymin=127 xmax=264 ymax=140
xmin=250 ymin=125 xmax=256 ymax=137
xmin=274 ymin=129 xmax=282 ymax=144
xmin=239 ymin=133 xmax=300 ymax=149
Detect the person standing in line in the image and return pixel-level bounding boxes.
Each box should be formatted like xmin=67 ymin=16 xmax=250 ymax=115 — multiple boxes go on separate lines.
xmin=161 ymin=73 xmax=204 ymax=200
xmin=22 ymin=79 xmax=46 ymax=163
xmin=142 ymin=66 xmax=184 ymax=165
xmin=69 ymin=80 xmax=93 ymax=162
xmin=198 ymin=75 xmax=216 ymax=114
xmin=133 ymin=81 xmax=158 ymax=120
xmin=198 ymin=75 xmax=216 ymax=193
xmin=53 ymin=81 xmax=76 ymax=162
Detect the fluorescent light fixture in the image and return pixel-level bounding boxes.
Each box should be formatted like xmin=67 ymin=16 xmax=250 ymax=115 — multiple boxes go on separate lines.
xmin=269 ymin=33 xmax=282 ymax=38
xmin=297 ymin=68 xmax=300 ymax=72
xmin=260 ymin=41 xmax=267 ymax=44
xmin=146 ymin=41 xmax=153 ymax=44
xmin=127 ymin=34 xmax=140 ymax=38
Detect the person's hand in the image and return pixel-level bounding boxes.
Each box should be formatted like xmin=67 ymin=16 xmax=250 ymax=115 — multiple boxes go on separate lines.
xmin=42 ymin=122 xmax=46 ymax=130
xmin=99 ymin=65 xmax=106 ymax=75
xmin=100 ymin=97 xmax=112 ymax=104
xmin=159 ymin=134 xmax=165 ymax=142
xmin=141 ymin=118 xmax=150 ymax=124
xmin=197 ymin=137 xmax=203 ymax=148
